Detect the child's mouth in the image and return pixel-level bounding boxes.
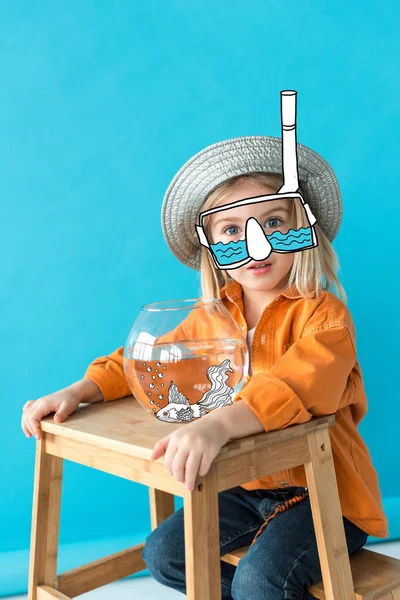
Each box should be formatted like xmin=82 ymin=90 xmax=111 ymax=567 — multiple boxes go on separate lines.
xmin=248 ymin=262 xmax=272 ymax=274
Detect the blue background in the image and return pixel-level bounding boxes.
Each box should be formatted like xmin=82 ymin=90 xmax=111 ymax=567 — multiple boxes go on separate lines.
xmin=1 ymin=0 xmax=399 ymax=595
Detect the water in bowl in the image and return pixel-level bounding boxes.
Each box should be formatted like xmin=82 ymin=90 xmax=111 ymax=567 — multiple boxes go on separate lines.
xmin=124 ymin=338 xmax=248 ymax=423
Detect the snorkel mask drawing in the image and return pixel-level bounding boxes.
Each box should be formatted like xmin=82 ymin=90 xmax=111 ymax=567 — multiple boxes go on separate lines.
xmin=195 ymin=90 xmax=318 ymax=270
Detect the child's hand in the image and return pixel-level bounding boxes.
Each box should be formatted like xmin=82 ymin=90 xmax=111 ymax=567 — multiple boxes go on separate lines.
xmin=151 ymin=417 xmax=229 ymax=491
xmin=21 ymin=388 xmax=81 ymax=440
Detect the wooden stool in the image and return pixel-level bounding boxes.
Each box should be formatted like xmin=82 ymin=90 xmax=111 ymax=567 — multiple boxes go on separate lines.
xmin=221 ymin=546 xmax=400 ymax=599
xmin=28 ymin=396 xmax=399 ymax=600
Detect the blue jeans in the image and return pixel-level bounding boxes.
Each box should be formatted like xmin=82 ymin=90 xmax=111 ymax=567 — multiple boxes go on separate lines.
xmin=142 ymin=485 xmax=369 ymax=600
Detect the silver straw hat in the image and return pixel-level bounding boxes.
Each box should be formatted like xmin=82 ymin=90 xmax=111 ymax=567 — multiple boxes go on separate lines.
xmin=161 ymin=109 xmax=342 ymax=272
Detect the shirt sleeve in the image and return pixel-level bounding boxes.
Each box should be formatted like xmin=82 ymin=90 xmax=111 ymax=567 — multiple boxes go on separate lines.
xmin=233 ymin=325 xmax=357 ymax=432
xmin=84 ymin=346 xmax=131 ymax=402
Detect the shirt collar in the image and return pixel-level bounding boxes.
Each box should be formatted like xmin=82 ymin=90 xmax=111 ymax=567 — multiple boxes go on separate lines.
xmin=220 ymin=278 xmax=315 ymax=302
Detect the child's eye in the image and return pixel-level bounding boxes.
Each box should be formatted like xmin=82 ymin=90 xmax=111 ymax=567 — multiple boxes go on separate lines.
xmin=223 ymin=225 xmax=240 ymax=235
xmin=265 ymin=217 xmax=283 ymax=228
xmin=222 ymin=217 xmax=283 ymax=236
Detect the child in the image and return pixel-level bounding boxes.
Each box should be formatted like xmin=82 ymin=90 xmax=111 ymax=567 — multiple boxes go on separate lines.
xmin=21 ymin=92 xmax=388 ymax=600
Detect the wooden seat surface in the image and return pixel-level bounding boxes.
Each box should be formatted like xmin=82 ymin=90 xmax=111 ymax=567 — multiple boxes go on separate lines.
xmin=221 ymin=546 xmax=400 ymax=600
xmin=40 ymin=395 xmax=335 ymax=460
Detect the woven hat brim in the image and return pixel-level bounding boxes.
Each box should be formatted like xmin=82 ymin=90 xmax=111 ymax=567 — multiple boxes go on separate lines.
xmin=161 ymin=136 xmax=342 ymax=270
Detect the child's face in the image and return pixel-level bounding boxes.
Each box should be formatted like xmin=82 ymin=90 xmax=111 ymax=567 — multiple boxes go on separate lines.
xmin=209 ymin=183 xmax=295 ymax=294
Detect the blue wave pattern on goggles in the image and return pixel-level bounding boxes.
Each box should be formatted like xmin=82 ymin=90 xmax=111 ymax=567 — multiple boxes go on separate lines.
xmin=210 ymin=226 xmax=313 ymax=266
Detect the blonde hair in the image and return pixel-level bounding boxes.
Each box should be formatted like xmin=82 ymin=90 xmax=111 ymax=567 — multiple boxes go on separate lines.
xmin=197 ymin=172 xmax=347 ymax=303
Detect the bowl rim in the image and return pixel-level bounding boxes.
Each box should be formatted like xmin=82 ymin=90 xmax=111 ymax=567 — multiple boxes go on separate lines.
xmin=141 ymin=297 xmax=222 ymax=312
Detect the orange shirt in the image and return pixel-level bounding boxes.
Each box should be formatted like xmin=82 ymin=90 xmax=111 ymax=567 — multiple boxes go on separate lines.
xmin=84 ymin=279 xmax=389 ymax=539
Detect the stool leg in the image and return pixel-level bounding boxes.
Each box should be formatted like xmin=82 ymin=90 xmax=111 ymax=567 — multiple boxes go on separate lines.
xmin=28 ymin=435 xmax=63 ymax=600
xmin=184 ymin=465 xmax=221 ymax=600
xmin=305 ymin=427 xmax=355 ymax=600
xmin=148 ymin=488 xmax=175 ymax=530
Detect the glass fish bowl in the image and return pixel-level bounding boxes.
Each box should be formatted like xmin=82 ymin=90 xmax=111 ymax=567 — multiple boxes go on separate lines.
xmin=123 ymin=298 xmax=249 ymax=423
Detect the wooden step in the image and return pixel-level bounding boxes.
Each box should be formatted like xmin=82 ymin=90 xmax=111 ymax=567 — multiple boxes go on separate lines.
xmin=221 ymin=546 xmax=400 ymax=600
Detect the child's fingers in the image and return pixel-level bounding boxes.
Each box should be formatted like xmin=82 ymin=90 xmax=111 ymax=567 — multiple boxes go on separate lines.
xmin=54 ymin=400 xmax=75 ymax=423
xmin=21 ymin=400 xmax=35 ymax=436
xmin=31 ymin=419 xmax=41 ymax=440
xmin=184 ymin=452 xmax=202 ymax=491
xmin=26 ymin=410 xmax=42 ymax=440
xmin=171 ymin=448 xmax=190 ymax=484
xmin=22 ymin=400 xmax=35 ymax=412
xmin=152 ymin=443 xmax=167 ymax=460
xmin=21 ymin=414 xmax=32 ymax=438
xmin=22 ymin=400 xmax=39 ymax=437
xmin=198 ymin=451 xmax=212 ymax=478
xmin=151 ymin=436 xmax=170 ymax=460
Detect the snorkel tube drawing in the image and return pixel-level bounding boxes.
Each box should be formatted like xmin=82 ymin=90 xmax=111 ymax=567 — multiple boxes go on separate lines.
xmin=195 ymin=90 xmax=319 ymax=270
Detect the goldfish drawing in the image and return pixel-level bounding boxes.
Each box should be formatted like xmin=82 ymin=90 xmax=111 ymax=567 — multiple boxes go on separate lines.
xmin=154 ymin=358 xmax=234 ymax=422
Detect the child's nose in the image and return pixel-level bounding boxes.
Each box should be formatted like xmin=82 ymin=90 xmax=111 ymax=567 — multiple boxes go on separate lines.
xmin=245 ymin=217 xmax=272 ymax=261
